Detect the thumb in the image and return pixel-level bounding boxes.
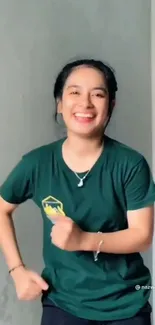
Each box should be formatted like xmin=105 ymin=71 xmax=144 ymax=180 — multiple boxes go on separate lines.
xmin=31 ymin=272 xmax=49 ymax=291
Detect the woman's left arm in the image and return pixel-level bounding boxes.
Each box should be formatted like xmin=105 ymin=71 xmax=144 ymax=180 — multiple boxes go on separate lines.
xmin=82 ymin=205 xmax=154 ymax=254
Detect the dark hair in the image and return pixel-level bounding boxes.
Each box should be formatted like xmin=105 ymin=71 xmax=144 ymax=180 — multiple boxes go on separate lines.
xmin=53 ymin=59 xmax=118 ymax=130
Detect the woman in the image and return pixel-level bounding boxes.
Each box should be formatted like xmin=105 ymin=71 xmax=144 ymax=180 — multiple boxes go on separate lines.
xmin=0 ymin=59 xmax=154 ymax=325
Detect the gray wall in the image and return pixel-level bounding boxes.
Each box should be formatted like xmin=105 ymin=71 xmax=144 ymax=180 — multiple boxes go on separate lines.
xmin=0 ymin=1 xmax=153 ymax=324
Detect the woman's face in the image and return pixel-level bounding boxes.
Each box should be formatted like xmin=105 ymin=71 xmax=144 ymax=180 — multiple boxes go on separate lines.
xmin=58 ymin=66 xmax=110 ymax=137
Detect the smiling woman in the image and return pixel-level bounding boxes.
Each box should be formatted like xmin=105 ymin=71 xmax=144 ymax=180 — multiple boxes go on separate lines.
xmin=0 ymin=59 xmax=154 ymax=325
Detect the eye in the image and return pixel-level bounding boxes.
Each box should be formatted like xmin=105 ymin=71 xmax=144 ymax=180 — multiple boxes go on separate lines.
xmin=70 ymin=91 xmax=80 ymax=95
xmin=93 ymin=93 xmax=105 ymax=98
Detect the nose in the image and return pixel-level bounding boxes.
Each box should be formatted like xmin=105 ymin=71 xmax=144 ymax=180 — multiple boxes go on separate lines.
xmin=80 ymin=93 xmax=93 ymax=108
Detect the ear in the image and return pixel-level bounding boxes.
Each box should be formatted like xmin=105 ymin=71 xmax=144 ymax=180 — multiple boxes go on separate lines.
xmin=57 ymin=100 xmax=62 ymax=114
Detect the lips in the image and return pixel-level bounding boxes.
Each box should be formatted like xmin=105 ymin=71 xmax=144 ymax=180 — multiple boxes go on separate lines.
xmin=73 ymin=112 xmax=95 ymax=123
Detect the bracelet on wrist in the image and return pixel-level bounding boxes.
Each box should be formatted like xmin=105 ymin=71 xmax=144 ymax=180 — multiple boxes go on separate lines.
xmin=94 ymin=232 xmax=104 ymax=262
xmin=9 ymin=263 xmax=25 ymax=274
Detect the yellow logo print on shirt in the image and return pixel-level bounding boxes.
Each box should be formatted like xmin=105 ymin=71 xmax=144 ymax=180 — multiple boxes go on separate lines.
xmin=42 ymin=196 xmax=65 ymax=222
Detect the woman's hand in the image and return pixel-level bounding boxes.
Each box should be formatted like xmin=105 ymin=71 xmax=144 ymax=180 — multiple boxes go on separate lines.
xmin=11 ymin=265 xmax=49 ymax=301
xmin=50 ymin=215 xmax=86 ymax=251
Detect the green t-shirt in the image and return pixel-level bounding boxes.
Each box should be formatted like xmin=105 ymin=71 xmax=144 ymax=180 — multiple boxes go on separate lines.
xmin=0 ymin=136 xmax=155 ymax=321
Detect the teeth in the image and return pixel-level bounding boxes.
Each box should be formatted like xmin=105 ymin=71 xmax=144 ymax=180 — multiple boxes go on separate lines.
xmin=74 ymin=113 xmax=94 ymax=118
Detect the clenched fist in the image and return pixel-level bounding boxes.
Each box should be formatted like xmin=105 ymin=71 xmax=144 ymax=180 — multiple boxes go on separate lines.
xmin=50 ymin=215 xmax=86 ymax=251
xmin=11 ymin=265 xmax=49 ymax=301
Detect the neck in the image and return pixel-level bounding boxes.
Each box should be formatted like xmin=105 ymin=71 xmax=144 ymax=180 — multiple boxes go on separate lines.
xmin=65 ymin=132 xmax=104 ymax=156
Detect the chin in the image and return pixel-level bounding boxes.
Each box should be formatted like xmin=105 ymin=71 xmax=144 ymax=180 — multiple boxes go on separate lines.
xmin=70 ymin=128 xmax=101 ymax=139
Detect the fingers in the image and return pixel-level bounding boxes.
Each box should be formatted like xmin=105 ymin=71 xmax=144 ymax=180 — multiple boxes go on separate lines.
xmin=57 ymin=206 xmax=65 ymax=215
xmin=31 ymin=272 xmax=49 ymax=291
xmin=51 ymin=215 xmax=69 ymax=223
xmin=22 ymin=287 xmax=41 ymax=301
xmin=17 ymin=282 xmax=42 ymax=301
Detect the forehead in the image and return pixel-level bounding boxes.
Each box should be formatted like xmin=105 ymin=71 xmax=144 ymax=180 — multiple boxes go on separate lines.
xmin=64 ymin=66 xmax=106 ymax=87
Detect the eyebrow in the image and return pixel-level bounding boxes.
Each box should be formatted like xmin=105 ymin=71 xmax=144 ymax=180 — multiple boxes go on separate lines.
xmin=67 ymin=85 xmax=107 ymax=93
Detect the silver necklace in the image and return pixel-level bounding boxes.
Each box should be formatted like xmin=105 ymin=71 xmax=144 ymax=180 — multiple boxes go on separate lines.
xmin=74 ymin=169 xmax=91 ymax=187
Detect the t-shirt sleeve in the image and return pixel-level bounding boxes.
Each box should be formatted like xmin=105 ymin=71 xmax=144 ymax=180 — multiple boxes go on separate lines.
xmin=0 ymin=155 xmax=35 ymax=204
xmin=124 ymin=156 xmax=155 ymax=210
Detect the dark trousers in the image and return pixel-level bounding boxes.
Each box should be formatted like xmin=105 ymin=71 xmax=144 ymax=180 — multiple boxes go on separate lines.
xmin=41 ymin=299 xmax=151 ymax=325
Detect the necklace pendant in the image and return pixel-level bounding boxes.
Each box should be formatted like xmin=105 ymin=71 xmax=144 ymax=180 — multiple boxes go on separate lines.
xmin=77 ymin=179 xmax=83 ymax=187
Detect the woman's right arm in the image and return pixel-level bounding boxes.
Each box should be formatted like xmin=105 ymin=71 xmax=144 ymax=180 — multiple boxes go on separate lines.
xmin=0 ymin=196 xmax=49 ymax=300
xmin=0 ymin=196 xmax=23 ymax=271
